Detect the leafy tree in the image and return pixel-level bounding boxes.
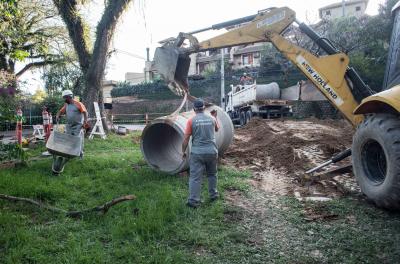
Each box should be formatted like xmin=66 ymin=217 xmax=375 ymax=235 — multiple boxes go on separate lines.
xmin=0 ymin=69 xmax=17 ymax=122
xmin=41 ymin=95 xmax=64 ymax=115
xmin=42 ymin=62 xmax=83 ymax=97
xmin=31 ymin=88 xmax=46 ymax=103
xmin=0 ymin=0 xmax=68 ymax=77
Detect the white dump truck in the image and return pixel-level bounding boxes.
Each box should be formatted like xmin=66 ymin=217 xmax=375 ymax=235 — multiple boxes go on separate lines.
xmin=225 ymin=82 xmax=292 ymax=125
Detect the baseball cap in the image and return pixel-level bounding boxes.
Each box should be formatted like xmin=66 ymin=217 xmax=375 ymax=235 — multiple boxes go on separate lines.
xmin=62 ymin=90 xmax=73 ymax=97
xmin=193 ymin=99 xmax=205 ymax=109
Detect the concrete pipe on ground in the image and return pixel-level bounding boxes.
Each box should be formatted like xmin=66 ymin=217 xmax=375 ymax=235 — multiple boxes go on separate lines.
xmin=140 ymin=105 xmax=234 ymax=174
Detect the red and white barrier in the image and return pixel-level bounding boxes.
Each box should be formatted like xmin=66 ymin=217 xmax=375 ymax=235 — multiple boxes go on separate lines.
xmin=16 ymin=108 xmax=23 ymax=146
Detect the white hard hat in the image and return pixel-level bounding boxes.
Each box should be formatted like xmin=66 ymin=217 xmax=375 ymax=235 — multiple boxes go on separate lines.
xmin=62 ymin=90 xmax=73 ymax=97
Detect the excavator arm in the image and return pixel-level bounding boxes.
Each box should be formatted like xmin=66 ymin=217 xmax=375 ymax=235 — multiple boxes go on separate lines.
xmin=153 ymin=6 xmax=374 ymax=125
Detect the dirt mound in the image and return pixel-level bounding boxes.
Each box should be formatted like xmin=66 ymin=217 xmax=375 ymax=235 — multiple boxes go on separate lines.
xmin=225 ymin=121 xmax=306 ymax=173
xmin=225 ymin=118 xmax=353 ymax=174
xmin=222 ymin=118 xmax=357 ymax=198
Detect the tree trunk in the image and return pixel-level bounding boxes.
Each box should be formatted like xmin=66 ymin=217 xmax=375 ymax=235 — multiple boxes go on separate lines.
xmin=84 ymin=77 xmax=108 ymax=131
xmin=54 ymin=0 xmax=132 ymax=133
xmin=0 ymin=55 xmax=12 ymax=72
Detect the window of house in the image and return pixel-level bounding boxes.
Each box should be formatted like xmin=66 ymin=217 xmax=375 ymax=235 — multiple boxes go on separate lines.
xmin=243 ymin=55 xmax=249 ymax=65
xmin=242 ymin=54 xmax=253 ymax=65
xmin=325 ymin=10 xmax=331 ymax=16
xmin=198 ymin=63 xmax=208 ymax=74
xmin=356 ymin=6 xmax=361 ymax=11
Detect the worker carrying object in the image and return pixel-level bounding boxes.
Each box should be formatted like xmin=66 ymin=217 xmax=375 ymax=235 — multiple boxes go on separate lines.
xmin=181 ymin=99 xmax=220 ymax=208
xmin=55 ymin=90 xmax=89 ymax=158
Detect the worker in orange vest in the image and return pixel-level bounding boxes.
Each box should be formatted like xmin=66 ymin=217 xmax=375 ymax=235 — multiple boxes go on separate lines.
xmin=56 ymin=90 xmax=89 ymax=158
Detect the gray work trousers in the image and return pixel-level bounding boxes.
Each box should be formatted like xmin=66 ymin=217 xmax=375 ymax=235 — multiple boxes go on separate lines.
xmin=188 ymin=153 xmax=218 ymax=204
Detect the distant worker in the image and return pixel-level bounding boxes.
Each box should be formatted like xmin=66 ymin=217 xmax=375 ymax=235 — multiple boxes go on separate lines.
xmin=240 ymin=72 xmax=253 ymax=85
xmin=56 ymin=90 xmax=89 ymax=158
xmin=182 ymin=99 xmax=220 ymax=208
xmin=42 ymin=106 xmax=51 ymax=142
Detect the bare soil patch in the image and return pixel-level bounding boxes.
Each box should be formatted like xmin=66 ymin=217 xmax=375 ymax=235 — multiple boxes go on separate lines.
xmin=223 ymin=118 xmax=358 ymax=200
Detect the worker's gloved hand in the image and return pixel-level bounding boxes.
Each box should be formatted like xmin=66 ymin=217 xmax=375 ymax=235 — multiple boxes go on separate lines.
xmin=83 ymin=121 xmax=90 ymax=130
xmin=210 ymin=109 xmax=217 ymax=117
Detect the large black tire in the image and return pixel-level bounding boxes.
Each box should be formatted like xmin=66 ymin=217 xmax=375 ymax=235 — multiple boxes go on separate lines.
xmin=239 ymin=112 xmax=246 ymax=126
xmin=352 ymin=113 xmax=400 ymax=210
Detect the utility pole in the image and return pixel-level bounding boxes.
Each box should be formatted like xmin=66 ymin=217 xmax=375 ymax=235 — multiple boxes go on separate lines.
xmin=342 ymin=0 xmax=346 ymax=17
xmin=220 ymin=48 xmax=225 ymax=110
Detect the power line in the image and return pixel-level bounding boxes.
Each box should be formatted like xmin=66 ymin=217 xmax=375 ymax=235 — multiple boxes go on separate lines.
xmin=113 ymin=49 xmax=146 ymax=60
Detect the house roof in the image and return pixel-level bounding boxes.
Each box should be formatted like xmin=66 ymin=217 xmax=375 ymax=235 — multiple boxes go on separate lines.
xmin=233 ymin=44 xmax=264 ymax=55
xmin=319 ymin=0 xmax=368 ymax=11
xmin=102 ymin=80 xmax=118 ymax=86
xmin=197 ymin=53 xmax=229 ymax=63
xmin=319 ymin=0 xmax=369 ymax=17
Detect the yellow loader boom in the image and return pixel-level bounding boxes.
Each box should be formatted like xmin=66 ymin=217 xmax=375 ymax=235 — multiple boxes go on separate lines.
xmin=153 ymin=7 xmax=380 ymax=125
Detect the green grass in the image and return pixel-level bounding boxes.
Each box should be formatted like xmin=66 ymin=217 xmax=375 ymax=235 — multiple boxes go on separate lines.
xmin=1 ymin=134 xmax=400 ymax=263
xmin=0 ymin=134 xmax=251 ymax=263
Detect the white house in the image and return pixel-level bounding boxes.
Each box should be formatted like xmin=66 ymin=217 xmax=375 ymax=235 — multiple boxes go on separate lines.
xmin=319 ymin=0 xmax=369 ymax=20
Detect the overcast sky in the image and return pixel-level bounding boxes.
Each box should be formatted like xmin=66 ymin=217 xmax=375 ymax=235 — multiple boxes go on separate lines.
xmin=20 ymin=0 xmax=384 ymax=93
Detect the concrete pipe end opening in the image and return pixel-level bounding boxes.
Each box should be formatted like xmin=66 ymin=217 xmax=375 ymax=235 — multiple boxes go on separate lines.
xmin=140 ymin=105 xmax=234 ymax=174
xmin=141 ymin=121 xmax=188 ymax=174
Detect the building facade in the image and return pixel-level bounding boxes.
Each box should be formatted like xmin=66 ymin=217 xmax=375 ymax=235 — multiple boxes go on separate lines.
xmin=102 ymin=80 xmax=118 ymax=104
xmin=319 ymin=0 xmax=369 ymax=20
xmin=188 ymin=43 xmax=265 ymax=75
xmin=125 ymin=72 xmax=146 ymax=84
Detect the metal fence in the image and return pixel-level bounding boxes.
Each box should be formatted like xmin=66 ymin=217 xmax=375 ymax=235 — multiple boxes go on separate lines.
xmin=111 ymin=113 xmax=168 ymax=125
xmin=0 ymin=115 xmax=46 ymax=132
xmin=0 ymin=113 xmax=170 ymax=132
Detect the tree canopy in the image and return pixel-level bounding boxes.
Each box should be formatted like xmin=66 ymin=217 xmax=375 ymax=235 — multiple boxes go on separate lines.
xmin=0 ymin=0 xmax=69 ymax=78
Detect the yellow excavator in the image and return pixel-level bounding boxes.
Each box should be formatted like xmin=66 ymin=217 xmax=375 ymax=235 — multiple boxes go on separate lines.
xmin=153 ymin=3 xmax=400 ymax=209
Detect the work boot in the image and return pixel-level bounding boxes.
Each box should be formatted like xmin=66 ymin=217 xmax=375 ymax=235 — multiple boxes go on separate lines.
xmin=186 ymin=201 xmax=200 ymax=208
xmin=210 ymin=195 xmax=219 ymax=202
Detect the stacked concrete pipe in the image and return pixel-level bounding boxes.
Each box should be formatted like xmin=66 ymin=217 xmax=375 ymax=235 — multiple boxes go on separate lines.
xmin=140 ymin=105 xmax=234 ymax=174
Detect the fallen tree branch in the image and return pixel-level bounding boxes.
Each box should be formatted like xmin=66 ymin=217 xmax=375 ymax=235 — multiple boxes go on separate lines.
xmin=0 ymin=194 xmax=136 ymax=218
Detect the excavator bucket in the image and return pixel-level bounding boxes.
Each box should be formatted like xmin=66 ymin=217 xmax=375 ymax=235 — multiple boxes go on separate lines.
xmin=153 ymin=46 xmax=191 ymax=95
